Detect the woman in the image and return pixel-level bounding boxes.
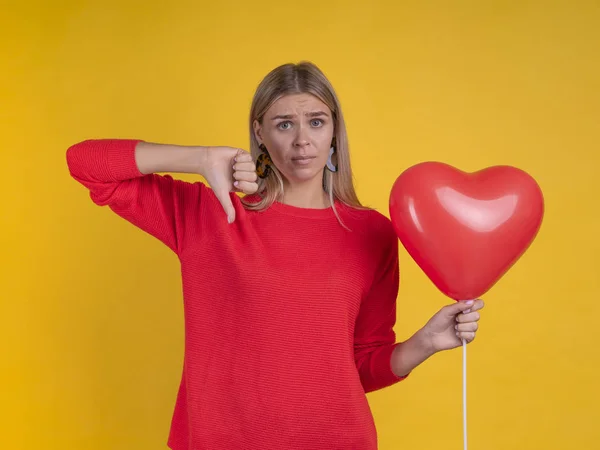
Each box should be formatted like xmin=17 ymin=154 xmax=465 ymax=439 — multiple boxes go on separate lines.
xmin=66 ymin=61 xmax=483 ymax=450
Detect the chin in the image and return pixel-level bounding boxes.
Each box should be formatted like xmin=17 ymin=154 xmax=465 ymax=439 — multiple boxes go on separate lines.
xmin=284 ymin=167 xmax=324 ymax=184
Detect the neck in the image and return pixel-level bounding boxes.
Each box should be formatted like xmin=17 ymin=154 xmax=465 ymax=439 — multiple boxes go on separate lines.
xmin=282 ymin=175 xmax=330 ymax=209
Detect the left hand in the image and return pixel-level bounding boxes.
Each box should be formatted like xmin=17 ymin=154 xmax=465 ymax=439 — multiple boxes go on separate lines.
xmin=421 ymin=299 xmax=484 ymax=353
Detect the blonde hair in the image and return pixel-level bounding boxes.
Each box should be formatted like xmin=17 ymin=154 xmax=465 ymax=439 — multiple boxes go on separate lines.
xmin=241 ymin=61 xmax=366 ymax=223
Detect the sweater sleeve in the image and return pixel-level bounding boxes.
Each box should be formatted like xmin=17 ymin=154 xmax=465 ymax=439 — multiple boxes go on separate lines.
xmin=353 ymin=225 xmax=408 ymax=393
xmin=66 ymin=139 xmax=203 ymax=255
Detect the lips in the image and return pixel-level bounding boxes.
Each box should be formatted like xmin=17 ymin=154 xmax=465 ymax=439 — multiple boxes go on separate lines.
xmin=291 ymin=155 xmax=316 ymax=166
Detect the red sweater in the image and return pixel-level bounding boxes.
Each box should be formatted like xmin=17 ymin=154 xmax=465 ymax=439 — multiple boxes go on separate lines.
xmin=66 ymin=139 xmax=407 ymax=450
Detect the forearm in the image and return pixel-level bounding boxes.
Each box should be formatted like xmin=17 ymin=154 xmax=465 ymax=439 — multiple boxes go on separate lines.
xmin=135 ymin=141 xmax=206 ymax=175
xmin=390 ymin=329 xmax=436 ymax=377
xmin=67 ymin=139 xmax=208 ymax=184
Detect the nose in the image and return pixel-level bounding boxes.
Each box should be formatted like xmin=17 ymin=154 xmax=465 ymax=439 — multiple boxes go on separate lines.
xmin=293 ymin=124 xmax=310 ymax=148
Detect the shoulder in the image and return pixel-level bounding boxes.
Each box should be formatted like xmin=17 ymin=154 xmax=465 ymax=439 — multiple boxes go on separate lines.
xmin=339 ymin=205 xmax=399 ymax=263
xmin=338 ymin=206 xmax=400 ymax=281
xmin=341 ymin=205 xmax=397 ymax=242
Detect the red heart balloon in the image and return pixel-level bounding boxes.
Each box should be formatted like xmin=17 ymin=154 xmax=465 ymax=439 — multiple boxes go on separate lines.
xmin=389 ymin=162 xmax=544 ymax=300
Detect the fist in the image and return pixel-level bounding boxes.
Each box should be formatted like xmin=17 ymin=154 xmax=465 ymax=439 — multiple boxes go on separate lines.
xmin=199 ymin=146 xmax=259 ymax=223
xmin=422 ymin=299 xmax=484 ymax=353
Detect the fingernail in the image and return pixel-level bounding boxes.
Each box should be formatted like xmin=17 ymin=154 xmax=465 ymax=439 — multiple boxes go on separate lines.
xmin=233 ymin=181 xmax=239 ymax=187
xmin=227 ymin=216 xmax=233 ymax=224
xmin=454 ymin=325 xmax=458 ymax=330
xmin=463 ymin=309 xmax=471 ymax=314
xmin=466 ymin=300 xmax=474 ymax=306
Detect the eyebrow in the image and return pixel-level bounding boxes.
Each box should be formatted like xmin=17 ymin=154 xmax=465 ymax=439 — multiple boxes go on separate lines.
xmin=270 ymin=111 xmax=330 ymax=120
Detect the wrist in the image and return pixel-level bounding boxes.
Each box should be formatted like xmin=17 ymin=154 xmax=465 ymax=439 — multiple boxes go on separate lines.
xmin=414 ymin=327 xmax=437 ymax=358
xmin=194 ymin=145 xmax=210 ymax=177
xmin=390 ymin=328 xmax=437 ymax=378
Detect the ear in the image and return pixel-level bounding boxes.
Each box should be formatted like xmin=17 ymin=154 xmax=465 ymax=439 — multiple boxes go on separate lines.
xmin=252 ymin=119 xmax=263 ymax=144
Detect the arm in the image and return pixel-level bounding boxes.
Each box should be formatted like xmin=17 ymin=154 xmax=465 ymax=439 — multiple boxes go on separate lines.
xmin=353 ymin=226 xmax=406 ymax=393
xmin=66 ymin=139 xmax=207 ymax=254
xmin=353 ymin=219 xmax=447 ymax=391
xmin=353 ymin=221 xmax=485 ymax=389
xmin=133 ymin=141 xmax=206 ymax=175
xmin=390 ymin=329 xmax=435 ymax=378
xmin=354 ymin=258 xmax=433 ymax=389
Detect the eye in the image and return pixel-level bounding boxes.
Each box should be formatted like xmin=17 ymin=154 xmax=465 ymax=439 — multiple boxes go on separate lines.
xmin=277 ymin=121 xmax=292 ymax=130
xmin=311 ymin=119 xmax=324 ymax=127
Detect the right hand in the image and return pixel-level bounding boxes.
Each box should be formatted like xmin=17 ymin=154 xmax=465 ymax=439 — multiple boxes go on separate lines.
xmin=198 ymin=146 xmax=259 ymax=223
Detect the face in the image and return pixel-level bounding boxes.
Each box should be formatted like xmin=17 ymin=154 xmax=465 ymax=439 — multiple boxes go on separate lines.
xmin=253 ymin=93 xmax=335 ymax=187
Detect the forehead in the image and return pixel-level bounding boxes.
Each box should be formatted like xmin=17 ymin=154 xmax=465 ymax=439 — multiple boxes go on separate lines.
xmin=267 ymin=93 xmax=330 ymax=115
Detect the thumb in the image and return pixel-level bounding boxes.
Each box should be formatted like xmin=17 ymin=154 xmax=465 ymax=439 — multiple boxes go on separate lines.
xmin=444 ymin=300 xmax=474 ymax=316
xmin=213 ymin=188 xmax=236 ymax=224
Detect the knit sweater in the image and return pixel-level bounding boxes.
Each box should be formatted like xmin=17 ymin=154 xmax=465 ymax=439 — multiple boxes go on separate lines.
xmin=66 ymin=139 xmax=407 ymax=450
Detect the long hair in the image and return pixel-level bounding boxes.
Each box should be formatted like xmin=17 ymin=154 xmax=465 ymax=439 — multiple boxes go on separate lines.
xmin=241 ymin=61 xmax=366 ymax=223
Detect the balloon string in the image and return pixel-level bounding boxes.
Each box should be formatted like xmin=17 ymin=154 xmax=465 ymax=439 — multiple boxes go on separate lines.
xmin=463 ymin=337 xmax=468 ymax=450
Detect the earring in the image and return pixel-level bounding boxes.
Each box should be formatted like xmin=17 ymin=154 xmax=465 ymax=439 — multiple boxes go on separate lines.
xmin=256 ymin=143 xmax=273 ymax=179
xmin=326 ymin=138 xmax=338 ymax=172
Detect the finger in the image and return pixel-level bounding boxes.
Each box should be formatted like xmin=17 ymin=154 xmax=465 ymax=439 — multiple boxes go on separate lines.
xmin=213 ymin=188 xmax=236 ymax=224
xmin=444 ymin=300 xmax=474 ymax=316
xmin=233 ymin=161 xmax=257 ymax=172
xmin=452 ymin=299 xmax=483 ymax=314
xmin=233 ymin=180 xmax=259 ymax=195
xmin=234 ymin=151 xmax=253 ymax=163
xmin=469 ymin=299 xmax=485 ymax=313
xmin=233 ymin=170 xmax=258 ymax=182
xmin=456 ymin=311 xmax=481 ymax=323
xmin=455 ymin=322 xmax=479 ymax=332
xmin=462 ymin=298 xmax=484 ymax=314
xmin=456 ymin=331 xmax=476 ymax=342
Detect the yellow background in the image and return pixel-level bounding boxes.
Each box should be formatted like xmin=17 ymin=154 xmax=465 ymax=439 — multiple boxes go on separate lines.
xmin=2 ymin=1 xmax=598 ymax=448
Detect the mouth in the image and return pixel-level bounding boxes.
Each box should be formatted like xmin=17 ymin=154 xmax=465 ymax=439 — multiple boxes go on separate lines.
xmin=291 ymin=155 xmax=317 ymax=166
